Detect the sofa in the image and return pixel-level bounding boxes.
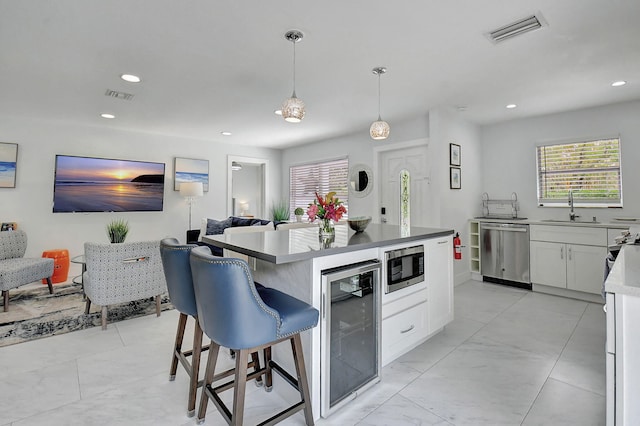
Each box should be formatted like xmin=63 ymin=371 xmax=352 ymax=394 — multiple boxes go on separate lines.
xmin=196 ymin=217 xmax=275 ymax=256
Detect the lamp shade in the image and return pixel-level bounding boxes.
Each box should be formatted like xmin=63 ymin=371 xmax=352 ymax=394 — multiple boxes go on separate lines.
xmin=282 ymin=95 xmax=306 ymax=123
xmin=179 ymin=182 xmax=203 ymax=198
xmin=370 ymin=120 xmax=390 ymax=140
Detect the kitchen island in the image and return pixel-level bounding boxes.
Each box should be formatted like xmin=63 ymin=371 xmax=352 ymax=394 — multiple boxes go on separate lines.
xmin=203 ymin=223 xmax=454 ymax=419
xmin=605 ymin=245 xmax=640 ymax=425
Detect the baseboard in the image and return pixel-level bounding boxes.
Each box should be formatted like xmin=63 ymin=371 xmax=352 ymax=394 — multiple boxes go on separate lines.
xmin=455 ymin=271 xmax=471 ymax=286
xmin=533 ymin=283 xmax=604 ymax=304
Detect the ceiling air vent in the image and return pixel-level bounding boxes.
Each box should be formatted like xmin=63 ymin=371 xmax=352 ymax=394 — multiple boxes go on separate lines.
xmin=487 ymin=14 xmax=545 ymax=43
xmin=104 ymin=89 xmax=134 ymax=101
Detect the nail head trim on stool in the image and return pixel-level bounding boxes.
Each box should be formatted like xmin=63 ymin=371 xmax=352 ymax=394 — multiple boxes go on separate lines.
xmin=189 ymin=246 xmax=319 ymax=425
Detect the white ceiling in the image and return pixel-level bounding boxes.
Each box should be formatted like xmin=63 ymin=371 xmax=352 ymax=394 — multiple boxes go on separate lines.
xmin=1 ymin=1 xmax=639 ymax=149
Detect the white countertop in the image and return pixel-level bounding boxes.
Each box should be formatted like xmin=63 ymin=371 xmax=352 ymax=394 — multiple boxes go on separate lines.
xmin=472 ymin=217 xmax=630 ymax=229
xmin=605 ymin=245 xmax=640 ymax=297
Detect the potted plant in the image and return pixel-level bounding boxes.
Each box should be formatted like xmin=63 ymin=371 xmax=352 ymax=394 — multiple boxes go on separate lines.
xmin=294 ymin=207 xmax=304 ymax=222
xmin=271 ymin=200 xmax=290 ymax=222
xmin=106 ymin=219 xmax=129 ymax=243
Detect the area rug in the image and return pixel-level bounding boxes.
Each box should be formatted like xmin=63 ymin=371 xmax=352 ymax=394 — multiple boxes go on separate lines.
xmin=0 ymin=282 xmax=173 ymax=347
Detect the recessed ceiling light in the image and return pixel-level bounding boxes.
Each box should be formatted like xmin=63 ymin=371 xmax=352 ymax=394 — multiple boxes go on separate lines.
xmin=100 ymin=113 xmax=115 ymax=119
xmin=506 ymin=104 xmax=517 ymax=109
xmin=611 ymin=80 xmax=627 ymax=87
xmin=120 ymin=74 xmax=141 ymax=83
xmin=274 ymin=109 xmax=282 ymax=116
xmin=221 ymin=131 xmax=232 ymax=136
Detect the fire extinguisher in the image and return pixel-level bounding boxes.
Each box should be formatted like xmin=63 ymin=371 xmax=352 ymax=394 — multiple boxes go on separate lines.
xmin=453 ymin=232 xmax=462 ymax=260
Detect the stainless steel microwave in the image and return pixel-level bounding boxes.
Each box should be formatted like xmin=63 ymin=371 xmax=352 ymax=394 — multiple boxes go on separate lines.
xmin=384 ymin=244 xmax=425 ymax=293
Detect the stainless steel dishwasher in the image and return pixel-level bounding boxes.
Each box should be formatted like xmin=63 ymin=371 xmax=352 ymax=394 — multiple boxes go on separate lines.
xmin=480 ymin=222 xmax=531 ymax=289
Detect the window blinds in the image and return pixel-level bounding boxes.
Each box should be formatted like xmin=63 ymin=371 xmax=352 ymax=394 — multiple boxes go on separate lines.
xmin=536 ymin=138 xmax=622 ymax=206
xmin=289 ymin=157 xmax=349 ymax=219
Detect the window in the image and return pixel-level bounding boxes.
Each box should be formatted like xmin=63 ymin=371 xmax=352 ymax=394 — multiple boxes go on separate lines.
xmin=536 ymin=137 xmax=622 ymax=207
xmin=289 ymin=157 xmax=349 ymax=219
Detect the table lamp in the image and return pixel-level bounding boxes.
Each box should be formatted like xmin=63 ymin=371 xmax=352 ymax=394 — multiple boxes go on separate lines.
xmin=180 ymin=182 xmax=203 ymax=230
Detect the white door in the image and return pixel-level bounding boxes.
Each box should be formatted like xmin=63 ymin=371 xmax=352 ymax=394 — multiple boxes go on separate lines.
xmin=379 ymin=145 xmax=430 ymax=226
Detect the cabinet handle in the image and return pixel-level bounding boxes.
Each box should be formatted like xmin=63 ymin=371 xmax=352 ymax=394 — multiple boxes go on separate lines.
xmin=568 ymin=246 xmax=572 ymax=261
xmin=560 ymin=247 xmax=564 ymax=260
xmin=322 ymin=293 xmax=326 ymax=319
xmin=438 ymin=240 xmax=447 ymax=245
xmin=400 ymin=324 xmax=415 ymax=334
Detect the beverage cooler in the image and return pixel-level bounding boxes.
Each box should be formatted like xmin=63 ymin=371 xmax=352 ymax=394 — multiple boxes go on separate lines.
xmin=320 ymin=260 xmax=381 ymax=417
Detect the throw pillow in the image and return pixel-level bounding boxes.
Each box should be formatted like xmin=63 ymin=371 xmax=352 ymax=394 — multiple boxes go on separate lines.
xmin=206 ymin=217 xmax=233 ymax=235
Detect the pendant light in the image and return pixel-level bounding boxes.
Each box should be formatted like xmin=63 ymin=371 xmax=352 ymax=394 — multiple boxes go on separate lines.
xmin=370 ymin=67 xmax=390 ymax=140
xmin=281 ymin=30 xmax=305 ymax=123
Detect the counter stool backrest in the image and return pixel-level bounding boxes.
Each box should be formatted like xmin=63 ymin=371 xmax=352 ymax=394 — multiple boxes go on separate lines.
xmin=189 ymin=246 xmax=278 ymax=349
xmin=159 ymin=238 xmax=197 ymax=317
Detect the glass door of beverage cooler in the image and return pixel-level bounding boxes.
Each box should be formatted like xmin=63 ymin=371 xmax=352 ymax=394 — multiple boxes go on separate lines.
xmin=321 ymin=260 xmax=381 ymax=417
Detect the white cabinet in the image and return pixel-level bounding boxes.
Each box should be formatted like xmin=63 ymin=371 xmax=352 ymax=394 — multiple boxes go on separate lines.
xmin=530 ymin=225 xmax=607 ymax=295
xmin=567 ymin=244 xmax=607 ymax=294
xmin=606 ymin=291 xmax=640 ymax=425
xmin=530 ymin=241 xmax=567 ymax=288
xmin=427 ymin=236 xmax=454 ymax=333
xmin=381 ymin=287 xmax=428 ymax=365
xmin=380 ymin=235 xmax=454 ymax=366
xmin=469 ymin=220 xmax=481 ymax=274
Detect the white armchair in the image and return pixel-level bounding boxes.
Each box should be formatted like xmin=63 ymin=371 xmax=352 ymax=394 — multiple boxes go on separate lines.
xmin=0 ymin=230 xmax=54 ymax=312
xmin=83 ymin=240 xmax=167 ymax=329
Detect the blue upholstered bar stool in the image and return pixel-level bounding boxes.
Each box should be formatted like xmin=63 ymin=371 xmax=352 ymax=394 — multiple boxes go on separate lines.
xmin=190 ymin=246 xmax=319 ymax=425
xmin=159 ymin=238 xmax=263 ymax=417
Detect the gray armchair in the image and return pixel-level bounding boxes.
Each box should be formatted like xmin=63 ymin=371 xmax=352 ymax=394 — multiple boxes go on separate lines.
xmin=83 ymin=240 xmax=167 ymax=329
xmin=0 ymin=229 xmax=54 ymax=312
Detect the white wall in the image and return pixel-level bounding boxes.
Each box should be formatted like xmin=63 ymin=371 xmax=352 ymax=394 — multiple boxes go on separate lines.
xmin=429 ymin=108 xmax=482 ymax=284
xmin=0 ymin=116 xmax=281 ymax=266
xmin=481 ymin=100 xmax=640 ymax=222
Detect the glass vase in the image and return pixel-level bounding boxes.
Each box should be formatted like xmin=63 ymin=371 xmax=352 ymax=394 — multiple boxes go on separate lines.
xmin=319 ymin=218 xmax=335 ymax=239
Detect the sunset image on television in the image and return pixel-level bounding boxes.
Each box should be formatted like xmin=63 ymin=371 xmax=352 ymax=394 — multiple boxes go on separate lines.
xmin=53 ymin=155 xmax=165 ymax=212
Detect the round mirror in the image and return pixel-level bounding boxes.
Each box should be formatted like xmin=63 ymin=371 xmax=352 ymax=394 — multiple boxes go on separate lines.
xmin=349 ymin=164 xmax=373 ymax=198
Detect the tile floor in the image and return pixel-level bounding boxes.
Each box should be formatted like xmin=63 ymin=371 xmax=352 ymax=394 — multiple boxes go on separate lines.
xmin=0 ymin=280 xmax=606 ymax=425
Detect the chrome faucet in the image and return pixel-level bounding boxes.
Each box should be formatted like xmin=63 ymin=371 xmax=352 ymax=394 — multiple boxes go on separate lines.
xmin=568 ymin=190 xmax=580 ymax=221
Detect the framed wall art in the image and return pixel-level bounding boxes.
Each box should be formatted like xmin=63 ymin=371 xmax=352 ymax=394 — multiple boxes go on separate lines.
xmin=174 ymin=157 xmax=209 ymax=191
xmin=449 ymin=143 xmax=461 ymax=166
xmin=0 ymin=142 xmax=18 ymax=188
xmin=450 ymin=167 xmax=461 ymax=190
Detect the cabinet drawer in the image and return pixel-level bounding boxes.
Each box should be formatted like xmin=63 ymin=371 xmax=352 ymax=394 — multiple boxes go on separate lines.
xmin=530 ymin=225 xmax=606 ymax=246
xmin=382 ymin=301 xmax=428 ymax=364
xmin=382 ymin=288 xmax=428 ymax=319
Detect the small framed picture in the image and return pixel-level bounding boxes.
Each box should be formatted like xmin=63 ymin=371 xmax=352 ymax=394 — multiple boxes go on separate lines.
xmin=0 ymin=142 xmax=18 ymax=188
xmin=449 ymin=143 xmax=461 ymax=166
xmin=450 ymin=167 xmax=461 ymax=189
xmin=174 ymin=157 xmax=209 ymax=191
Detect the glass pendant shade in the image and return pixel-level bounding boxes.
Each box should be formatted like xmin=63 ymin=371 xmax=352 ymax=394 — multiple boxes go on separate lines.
xmin=370 ymin=119 xmax=390 ymax=140
xmin=370 ymin=67 xmax=390 ymax=140
xmin=282 ymin=30 xmax=305 ymax=123
xmin=282 ymin=94 xmax=306 ymax=123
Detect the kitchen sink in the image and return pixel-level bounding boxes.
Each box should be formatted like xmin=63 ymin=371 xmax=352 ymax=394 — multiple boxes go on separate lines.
xmin=541 ymin=219 xmax=601 ymax=224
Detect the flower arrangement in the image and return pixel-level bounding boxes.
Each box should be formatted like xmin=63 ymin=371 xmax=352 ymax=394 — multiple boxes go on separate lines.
xmin=307 ymin=191 xmax=347 ymax=223
xmin=308 ymin=191 xmax=346 ymax=239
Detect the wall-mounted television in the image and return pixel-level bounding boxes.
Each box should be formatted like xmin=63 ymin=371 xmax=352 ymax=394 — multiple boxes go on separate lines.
xmin=53 ymin=155 xmax=165 ymax=213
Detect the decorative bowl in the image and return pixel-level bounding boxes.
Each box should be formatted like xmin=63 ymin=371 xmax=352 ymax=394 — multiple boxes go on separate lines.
xmin=347 ymin=216 xmax=372 ymax=233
